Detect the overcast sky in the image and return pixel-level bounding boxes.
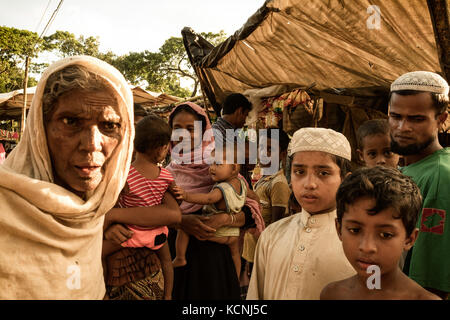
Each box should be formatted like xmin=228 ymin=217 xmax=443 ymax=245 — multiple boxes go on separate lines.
xmin=1 ymin=0 xmax=266 ymax=55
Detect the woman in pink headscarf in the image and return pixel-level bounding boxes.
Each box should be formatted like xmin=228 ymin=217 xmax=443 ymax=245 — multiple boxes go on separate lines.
xmin=166 ymin=102 xmax=263 ymax=300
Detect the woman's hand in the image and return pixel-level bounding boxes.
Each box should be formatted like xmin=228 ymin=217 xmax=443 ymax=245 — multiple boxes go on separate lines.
xmin=203 ymin=213 xmax=230 ymax=230
xmin=180 ymin=214 xmax=217 ymax=240
xmin=104 ymin=223 xmax=133 ymax=245
xmin=204 ymin=211 xmax=246 ymax=229
xmin=105 ymin=192 xmax=181 ymax=228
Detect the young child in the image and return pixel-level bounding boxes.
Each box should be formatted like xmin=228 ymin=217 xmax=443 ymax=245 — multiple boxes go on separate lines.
xmin=242 ymin=129 xmax=291 ymax=283
xmin=102 ymin=114 xmax=176 ymax=300
xmin=321 ymin=166 xmax=441 ymax=300
xmin=356 ymin=119 xmax=400 ymax=168
xmin=246 ymin=127 xmax=355 ymax=300
xmin=172 ymin=146 xmax=248 ymax=278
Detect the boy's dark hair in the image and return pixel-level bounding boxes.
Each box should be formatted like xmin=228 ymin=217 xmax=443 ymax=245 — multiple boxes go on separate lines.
xmin=329 ymin=154 xmax=353 ymax=179
xmin=168 ymin=104 xmax=207 ymax=134
xmin=389 ymin=90 xmax=449 ymax=116
xmin=222 ymin=93 xmax=252 ymax=115
xmin=336 ymin=166 xmax=422 ymax=236
xmin=356 ymin=118 xmax=390 ymax=149
xmin=134 ymin=114 xmax=171 ymax=153
xmin=262 ymin=128 xmax=291 ymax=152
xmin=134 ymin=103 xmax=148 ymax=118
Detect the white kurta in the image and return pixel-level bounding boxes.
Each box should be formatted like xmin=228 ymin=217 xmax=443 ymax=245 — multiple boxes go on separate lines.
xmin=247 ymin=209 xmax=354 ymax=300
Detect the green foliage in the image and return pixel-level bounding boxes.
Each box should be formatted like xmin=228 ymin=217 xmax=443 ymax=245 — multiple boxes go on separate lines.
xmin=0 ymin=26 xmax=228 ymax=98
xmin=43 ymin=31 xmax=101 ymax=57
xmin=113 ymin=30 xmax=228 ymax=98
xmin=0 ymin=26 xmax=42 ymax=60
xmin=0 ymin=26 xmax=42 ymax=92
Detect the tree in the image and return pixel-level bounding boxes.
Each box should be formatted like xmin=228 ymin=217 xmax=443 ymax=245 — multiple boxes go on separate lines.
xmin=110 ymin=30 xmax=227 ymax=98
xmin=43 ymin=31 xmax=102 ymax=57
xmin=0 ymin=26 xmax=42 ymax=92
xmin=158 ymin=30 xmax=227 ymax=97
xmin=0 ymin=26 xmax=228 ymax=98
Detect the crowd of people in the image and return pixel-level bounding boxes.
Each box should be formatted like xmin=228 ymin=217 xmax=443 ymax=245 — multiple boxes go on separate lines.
xmin=0 ymin=56 xmax=448 ymax=300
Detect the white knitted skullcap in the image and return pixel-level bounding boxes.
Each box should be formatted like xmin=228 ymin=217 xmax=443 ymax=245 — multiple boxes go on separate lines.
xmin=288 ymin=127 xmax=351 ymax=161
xmin=391 ymin=71 xmax=449 ymax=95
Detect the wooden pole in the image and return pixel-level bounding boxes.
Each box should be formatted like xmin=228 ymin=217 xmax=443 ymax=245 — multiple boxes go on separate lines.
xmin=427 ymin=0 xmax=450 ymax=81
xmin=20 ymin=56 xmax=30 ymax=139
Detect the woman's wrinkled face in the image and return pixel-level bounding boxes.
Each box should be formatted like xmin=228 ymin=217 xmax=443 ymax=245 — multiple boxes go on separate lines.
xmin=45 ymin=88 xmax=123 ymax=197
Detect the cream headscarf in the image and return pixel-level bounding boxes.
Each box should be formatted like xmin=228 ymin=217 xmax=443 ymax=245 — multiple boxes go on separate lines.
xmin=0 ymin=56 xmax=134 ymax=299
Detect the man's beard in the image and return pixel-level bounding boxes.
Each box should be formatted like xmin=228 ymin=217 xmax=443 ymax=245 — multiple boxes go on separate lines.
xmin=390 ymin=135 xmax=434 ymax=156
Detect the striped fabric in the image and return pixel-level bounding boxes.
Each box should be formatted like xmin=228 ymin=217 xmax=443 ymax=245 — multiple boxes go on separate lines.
xmin=118 ymin=166 xmax=174 ymax=210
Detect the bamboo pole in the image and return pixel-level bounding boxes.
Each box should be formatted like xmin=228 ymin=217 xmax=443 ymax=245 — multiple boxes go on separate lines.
xmin=20 ymin=56 xmax=30 ymax=139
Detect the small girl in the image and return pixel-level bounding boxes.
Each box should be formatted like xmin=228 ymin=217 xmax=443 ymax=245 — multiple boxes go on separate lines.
xmin=172 ymin=147 xmax=247 ymax=278
xmin=102 ymin=114 xmax=177 ymax=300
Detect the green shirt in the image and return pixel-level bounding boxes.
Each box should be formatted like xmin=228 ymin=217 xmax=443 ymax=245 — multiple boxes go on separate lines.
xmin=401 ymin=148 xmax=450 ymax=292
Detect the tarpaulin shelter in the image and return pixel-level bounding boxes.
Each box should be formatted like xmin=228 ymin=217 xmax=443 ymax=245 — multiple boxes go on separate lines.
xmin=132 ymin=86 xmax=181 ymax=108
xmin=0 ymin=87 xmax=36 ymax=120
xmin=0 ymin=86 xmax=182 ymax=121
xmin=182 ymin=0 xmax=449 ymax=159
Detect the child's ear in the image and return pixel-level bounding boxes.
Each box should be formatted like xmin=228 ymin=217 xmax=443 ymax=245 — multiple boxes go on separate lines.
xmin=335 ymin=218 xmax=343 ymax=241
xmin=159 ymin=144 xmax=170 ymax=156
xmin=356 ymin=149 xmax=364 ymax=164
xmin=403 ymin=228 xmax=419 ymax=251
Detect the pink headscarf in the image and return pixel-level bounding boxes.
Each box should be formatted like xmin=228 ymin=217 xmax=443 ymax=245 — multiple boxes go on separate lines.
xmin=166 ymin=102 xmax=215 ymax=213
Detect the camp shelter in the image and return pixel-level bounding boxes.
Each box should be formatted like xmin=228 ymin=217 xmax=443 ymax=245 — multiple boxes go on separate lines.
xmin=149 ymin=95 xmax=217 ymax=121
xmin=132 ymin=86 xmax=181 ymax=108
xmin=0 ymin=85 xmax=182 ymax=122
xmin=182 ymin=0 xmax=449 ymax=160
xmin=0 ymin=86 xmax=36 ymax=120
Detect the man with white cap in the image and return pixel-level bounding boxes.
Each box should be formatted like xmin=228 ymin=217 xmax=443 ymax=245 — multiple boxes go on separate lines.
xmin=389 ymin=71 xmax=449 ymax=299
xmin=246 ymin=127 xmax=354 ymax=300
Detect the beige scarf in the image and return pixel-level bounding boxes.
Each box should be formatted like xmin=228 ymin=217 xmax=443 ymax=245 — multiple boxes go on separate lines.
xmin=0 ymin=56 xmax=134 ymax=299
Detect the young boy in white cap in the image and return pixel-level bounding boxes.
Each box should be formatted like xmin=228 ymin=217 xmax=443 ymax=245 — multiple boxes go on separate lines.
xmin=388 ymin=71 xmax=449 ymax=299
xmin=246 ymin=127 xmax=355 ymax=300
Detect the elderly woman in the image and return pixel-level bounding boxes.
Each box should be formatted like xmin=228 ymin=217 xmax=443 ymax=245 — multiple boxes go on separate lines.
xmin=0 ymin=56 xmax=134 ymax=299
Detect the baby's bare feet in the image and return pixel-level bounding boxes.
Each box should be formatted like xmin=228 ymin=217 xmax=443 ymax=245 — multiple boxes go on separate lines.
xmin=172 ymin=257 xmax=187 ymax=268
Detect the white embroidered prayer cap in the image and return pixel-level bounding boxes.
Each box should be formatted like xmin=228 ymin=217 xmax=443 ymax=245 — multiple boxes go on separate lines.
xmin=391 ymin=71 xmax=449 ymax=95
xmin=288 ymin=127 xmax=351 ymax=161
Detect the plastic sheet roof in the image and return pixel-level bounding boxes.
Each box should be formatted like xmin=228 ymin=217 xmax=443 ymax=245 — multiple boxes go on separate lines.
xmin=182 ymin=0 xmax=449 ymax=114
xmin=0 ymin=85 xmax=182 ymax=119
